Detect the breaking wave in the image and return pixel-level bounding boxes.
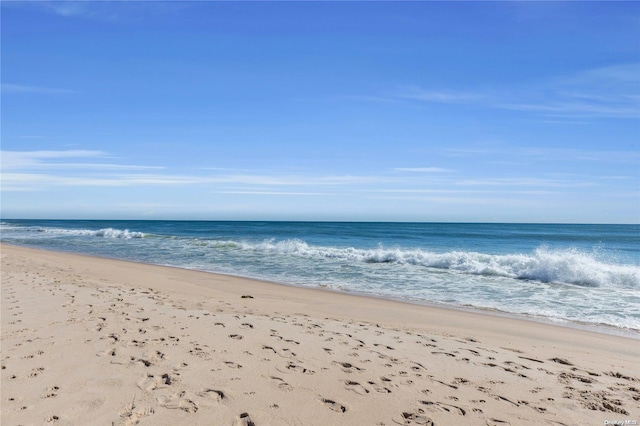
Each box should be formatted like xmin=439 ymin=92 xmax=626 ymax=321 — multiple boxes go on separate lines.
xmin=203 ymin=239 xmax=640 ymax=289
xmin=35 ymin=227 xmax=145 ymax=239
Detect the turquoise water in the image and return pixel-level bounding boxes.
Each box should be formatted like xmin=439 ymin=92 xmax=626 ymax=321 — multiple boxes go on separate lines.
xmin=2 ymin=220 xmax=639 ymax=331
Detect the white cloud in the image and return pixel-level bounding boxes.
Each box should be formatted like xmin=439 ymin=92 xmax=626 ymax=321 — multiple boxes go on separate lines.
xmin=565 ymin=64 xmax=640 ymax=85
xmin=0 ymin=150 xmax=387 ymax=191
xmin=497 ymin=100 xmax=639 ymax=119
xmin=454 ymin=177 xmax=595 ymax=188
xmin=0 ymin=171 xmax=384 ymax=191
xmin=6 ymin=1 xmax=197 ymax=22
xmin=211 ymin=174 xmax=382 ymax=186
xmin=370 ymin=188 xmax=558 ymax=196
xmin=41 ymin=163 xmax=165 ymax=171
xmin=385 ymin=63 xmax=640 ymax=119
xmin=441 ymin=145 xmax=640 ymax=165
xmin=1 ymin=84 xmax=75 ymax=95
xmin=1 ymin=172 xmax=205 ymax=189
xmin=216 ymin=191 xmax=328 ymax=196
xmin=1 ymin=150 xmax=106 ymax=169
xmin=45 ymin=2 xmax=89 ymax=18
xmin=393 ymin=167 xmax=455 ymax=173
xmin=1 ymin=150 xmax=165 ymax=172
xmin=393 ymin=86 xmax=484 ymax=104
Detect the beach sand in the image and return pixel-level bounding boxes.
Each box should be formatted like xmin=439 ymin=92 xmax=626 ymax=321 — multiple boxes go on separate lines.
xmin=1 ymin=244 xmax=638 ymax=425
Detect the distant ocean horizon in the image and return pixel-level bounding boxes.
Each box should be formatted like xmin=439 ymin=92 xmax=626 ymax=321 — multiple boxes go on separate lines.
xmin=2 ymin=219 xmax=639 ymax=335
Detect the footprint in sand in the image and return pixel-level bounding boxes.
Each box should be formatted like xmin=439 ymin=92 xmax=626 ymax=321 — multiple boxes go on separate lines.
xmin=29 ymin=367 xmax=45 ymax=378
xmin=269 ymin=376 xmax=293 ymax=391
xmin=197 ymin=388 xmax=226 ymax=402
xmin=44 ymin=386 xmax=60 ymax=399
xmin=368 ymin=380 xmax=392 ymax=393
xmin=318 ymin=398 xmax=347 ymax=413
xmin=262 ymin=345 xmax=277 ymax=355
xmin=235 ymin=412 xmax=255 ymax=426
xmin=334 ymin=361 xmax=364 ymax=373
xmin=549 ymin=357 xmax=573 ymax=366
xmin=419 ymin=400 xmax=466 ymax=416
xmin=137 ymin=373 xmax=173 ymax=391
xmin=394 ymin=411 xmax=434 ymax=425
xmin=486 ymin=419 xmax=511 ymax=426
xmin=96 ymin=348 xmax=131 ymax=365
xmin=284 ymin=362 xmax=315 ymax=374
xmin=345 ymin=380 xmax=369 ymax=395
xmin=119 ymin=397 xmax=155 ymax=426
xmin=373 ymin=343 xmax=395 ymax=351
xmin=156 ymin=391 xmax=198 ymax=413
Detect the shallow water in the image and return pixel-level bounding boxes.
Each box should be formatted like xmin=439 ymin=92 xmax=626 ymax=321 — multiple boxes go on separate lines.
xmin=2 ymin=220 xmax=639 ymax=331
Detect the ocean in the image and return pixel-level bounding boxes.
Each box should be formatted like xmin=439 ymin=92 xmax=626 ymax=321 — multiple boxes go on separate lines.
xmin=1 ymin=220 xmax=639 ymax=334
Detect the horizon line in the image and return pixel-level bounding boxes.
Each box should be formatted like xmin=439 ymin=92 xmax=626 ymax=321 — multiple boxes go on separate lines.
xmin=2 ymin=218 xmax=638 ymax=226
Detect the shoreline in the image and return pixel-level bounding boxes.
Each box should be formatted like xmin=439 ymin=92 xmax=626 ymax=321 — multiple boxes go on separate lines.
xmin=3 ymin=242 xmax=639 ymax=340
xmin=2 ymin=243 xmax=639 ymax=425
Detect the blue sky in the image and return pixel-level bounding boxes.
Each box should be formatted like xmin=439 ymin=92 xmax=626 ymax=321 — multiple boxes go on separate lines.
xmin=1 ymin=1 xmax=639 ymax=223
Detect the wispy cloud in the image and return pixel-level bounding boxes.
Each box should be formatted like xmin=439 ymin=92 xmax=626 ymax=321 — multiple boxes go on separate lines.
xmin=441 ymin=145 xmax=640 ymax=165
xmin=0 ymin=150 xmax=385 ymax=191
xmin=40 ymin=163 xmax=165 ymax=171
xmin=1 ymin=172 xmax=211 ymax=190
xmin=393 ymin=167 xmax=455 ymax=173
xmin=1 ymin=84 xmax=75 ymax=95
xmin=384 ymin=63 xmax=640 ymax=119
xmin=566 ymin=64 xmax=640 ymax=86
xmin=1 ymin=150 xmax=167 ymax=191
xmin=393 ymin=87 xmax=485 ymax=104
xmin=8 ymin=1 xmax=195 ymax=22
xmin=2 ymin=150 xmax=166 ymax=172
xmin=496 ymin=100 xmax=639 ymax=119
xmin=43 ymin=1 xmax=91 ymax=18
xmin=1 ymin=150 xmax=106 ymax=169
xmin=205 ymin=174 xmax=381 ymax=187
xmin=1 ymin=149 xmax=630 ymax=220
xmin=1 ymin=171 xmax=383 ymax=191
xmin=453 ymin=177 xmax=595 ymax=188
xmin=216 ymin=190 xmax=328 ymax=196
xmin=369 ymin=188 xmax=558 ymax=196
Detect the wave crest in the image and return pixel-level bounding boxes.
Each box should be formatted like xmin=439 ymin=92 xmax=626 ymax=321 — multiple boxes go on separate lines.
xmin=36 ymin=227 xmax=145 ymax=239
xmin=94 ymin=228 xmax=145 ymax=239
xmin=206 ymin=239 xmax=639 ymax=289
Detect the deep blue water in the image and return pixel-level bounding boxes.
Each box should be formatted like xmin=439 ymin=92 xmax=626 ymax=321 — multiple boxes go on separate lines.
xmin=2 ymin=220 xmax=639 ymax=331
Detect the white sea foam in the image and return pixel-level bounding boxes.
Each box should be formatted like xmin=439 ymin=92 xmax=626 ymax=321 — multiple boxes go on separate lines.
xmin=203 ymin=239 xmax=640 ymax=289
xmin=2 ymin=221 xmax=639 ymax=331
xmin=96 ymin=228 xmax=145 ymax=239
xmin=37 ymin=227 xmax=145 ymax=239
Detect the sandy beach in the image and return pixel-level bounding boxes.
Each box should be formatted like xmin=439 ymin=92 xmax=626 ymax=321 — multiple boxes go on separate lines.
xmin=1 ymin=243 xmax=638 ymax=425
